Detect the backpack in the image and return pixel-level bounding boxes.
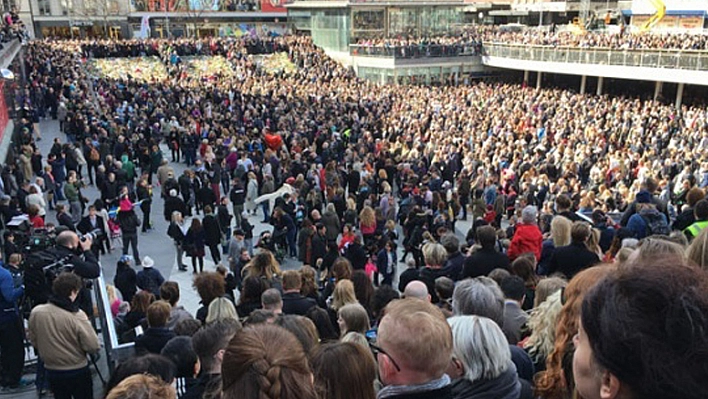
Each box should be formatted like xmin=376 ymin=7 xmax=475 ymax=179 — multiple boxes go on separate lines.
xmin=89 ymin=146 xmax=100 ymax=162
xmin=639 ymin=209 xmax=670 ymax=236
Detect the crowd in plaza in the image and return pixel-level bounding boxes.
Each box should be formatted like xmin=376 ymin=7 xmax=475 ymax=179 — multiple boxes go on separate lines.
xmin=0 ymin=29 xmax=707 ymax=399
xmin=357 ymin=26 xmax=708 ymax=51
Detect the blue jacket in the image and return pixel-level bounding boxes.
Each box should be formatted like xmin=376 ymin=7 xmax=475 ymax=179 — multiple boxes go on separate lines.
xmin=0 ymin=263 xmax=24 ymax=323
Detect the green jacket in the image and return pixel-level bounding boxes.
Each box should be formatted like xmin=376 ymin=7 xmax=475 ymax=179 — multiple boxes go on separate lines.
xmin=64 ymin=182 xmax=79 ymax=202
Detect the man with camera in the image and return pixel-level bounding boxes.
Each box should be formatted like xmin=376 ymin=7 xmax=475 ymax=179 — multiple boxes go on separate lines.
xmin=24 ymin=230 xmax=101 ymax=316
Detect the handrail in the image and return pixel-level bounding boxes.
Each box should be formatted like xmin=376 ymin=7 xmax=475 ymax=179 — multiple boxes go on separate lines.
xmin=350 ymin=43 xmax=481 ymax=59
xmin=94 ymin=271 xmax=135 ymax=373
xmin=482 ymin=42 xmax=708 ymax=71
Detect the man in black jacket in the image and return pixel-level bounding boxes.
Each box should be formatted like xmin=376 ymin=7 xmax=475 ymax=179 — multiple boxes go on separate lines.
xmin=460 ymin=226 xmax=510 ymax=280
xmin=280 ymin=270 xmax=316 ymax=316
xmin=547 ymin=221 xmax=600 ymax=279
xmin=76 ymin=205 xmax=107 ymax=257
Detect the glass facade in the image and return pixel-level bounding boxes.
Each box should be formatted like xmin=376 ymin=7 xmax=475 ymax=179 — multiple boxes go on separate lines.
xmin=311 ymin=9 xmax=350 ymax=52
xmin=388 ymin=6 xmax=462 ymax=37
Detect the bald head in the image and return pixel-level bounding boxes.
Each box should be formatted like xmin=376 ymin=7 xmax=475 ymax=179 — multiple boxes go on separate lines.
xmin=404 ymin=281 xmax=431 ymax=302
xmin=56 ymin=231 xmax=79 ymax=249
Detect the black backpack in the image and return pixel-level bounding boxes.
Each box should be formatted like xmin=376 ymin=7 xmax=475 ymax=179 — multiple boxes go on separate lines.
xmin=639 ymin=209 xmax=671 ymax=237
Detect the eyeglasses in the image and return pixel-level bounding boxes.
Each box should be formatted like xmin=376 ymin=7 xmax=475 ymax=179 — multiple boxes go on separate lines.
xmin=369 ymin=342 xmax=401 ymax=372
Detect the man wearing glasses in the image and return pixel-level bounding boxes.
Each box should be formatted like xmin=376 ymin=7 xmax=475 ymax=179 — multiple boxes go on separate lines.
xmin=374 ymin=298 xmax=454 ymax=399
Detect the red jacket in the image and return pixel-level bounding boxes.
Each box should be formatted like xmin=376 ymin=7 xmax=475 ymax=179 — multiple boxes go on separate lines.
xmin=508 ymin=223 xmax=543 ymax=261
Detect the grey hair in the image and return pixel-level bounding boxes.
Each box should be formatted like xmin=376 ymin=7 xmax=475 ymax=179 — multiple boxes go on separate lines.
xmin=452 ymin=278 xmax=505 ymax=326
xmin=326 ymin=203 xmax=336 ymax=213
xmin=521 ymin=205 xmax=538 ymax=224
xmin=423 ymin=242 xmax=448 ymax=267
xmin=448 ymin=316 xmax=511 ymax=382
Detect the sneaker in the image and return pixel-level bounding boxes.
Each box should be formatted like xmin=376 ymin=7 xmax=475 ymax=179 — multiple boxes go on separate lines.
xmin=2 ymin=378 xmax=35 ymax=391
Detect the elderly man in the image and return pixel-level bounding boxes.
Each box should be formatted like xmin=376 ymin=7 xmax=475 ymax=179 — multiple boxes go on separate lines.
xmin=403 ymin=281 xmax=431 ymax=302
xmin=376 ymin=299 xmax=453 ymax=399
xmin=28 ymin=272 xmax=100 ymax=399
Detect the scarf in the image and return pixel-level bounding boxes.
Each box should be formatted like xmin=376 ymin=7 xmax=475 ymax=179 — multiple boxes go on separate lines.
xmin=49 ymin=294 xmax=79 ymax=313
xmin=378 ymin=374 xmax=451 ymax=399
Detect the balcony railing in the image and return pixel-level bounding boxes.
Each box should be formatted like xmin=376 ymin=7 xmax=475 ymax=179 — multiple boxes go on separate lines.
xmin=482 ymin=42 xmax=708 ymax=71
xmin=350 ymin=43 xmax=481 ymax=59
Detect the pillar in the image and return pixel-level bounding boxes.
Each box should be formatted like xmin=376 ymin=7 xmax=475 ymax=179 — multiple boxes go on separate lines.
xmin=596 ymin=76 xmax=604 ymax=96
xmin=676 ymin=82 xmax=685 ymax=109
xmin=523 ymin=70 xmax=529 ymax=85
xmin=536 ymin=71 xmax=542 ymax=90
xmin=580 ymin=75 xmax=587 ymax=94
xmin=654 ymin=81 xmax=663 ymax=101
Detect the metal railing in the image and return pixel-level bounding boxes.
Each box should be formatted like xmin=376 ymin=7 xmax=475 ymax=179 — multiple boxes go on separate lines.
xmin=94 ymin=272 xmax=135 ymax=373
xmin=350 ymin=43 xmax=482 ymax=59
xmin=482 ymin=42 xmax=708 ymax=71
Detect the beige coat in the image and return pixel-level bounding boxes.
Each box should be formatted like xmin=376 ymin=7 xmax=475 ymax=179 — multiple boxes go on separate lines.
xmin=28 ymin=302 xmax=100 ymax=371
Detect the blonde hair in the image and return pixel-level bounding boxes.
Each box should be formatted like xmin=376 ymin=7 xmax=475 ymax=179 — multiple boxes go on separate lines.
xmin=331 ymin=280 xmax=357 ymax=311
xmin=359 ymin=206 xmax=376 ymax=228
xmin=422 ymin=242 xmax=448 ymax=267
xmin=523 ymin=290 xmax=563 ymax=368
xmin=550 ymin=216 xmax=572 ymax=247
xmin=106 ymin=374 xmax=176 ymax=399
xmin=206 ymin=297 xmax=238 ymax=324
xmin=378 ymin=299 xmax=452 ymax=379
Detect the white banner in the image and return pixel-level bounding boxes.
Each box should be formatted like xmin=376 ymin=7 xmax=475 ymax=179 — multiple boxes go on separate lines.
xmin=139 ymin=16 xmax=151 ymax=39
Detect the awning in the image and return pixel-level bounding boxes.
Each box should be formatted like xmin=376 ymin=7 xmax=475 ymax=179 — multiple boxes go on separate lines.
xmin=622 ymin=9 xmax=706 ymax=16
xmin=489 ymin=10 xmax=529 ymax=16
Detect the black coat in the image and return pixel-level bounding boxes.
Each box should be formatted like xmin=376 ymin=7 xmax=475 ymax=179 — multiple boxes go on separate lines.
xmin=344 ymin=243 xmax=368 ymax=270
xmin=547 ymin=242 xmax=600 ymax=279
xmin=118 ymin=210 xmax=140 ymax=235
xmin=164 ymin=196 xmax=187 ymax=221
xmin=134 ymin=327 xmax=176 ymax=355
xmin=202 ymin=214 xmax=221 ymax=246
xmin=281 ymin=292 xmax=317 ymax=316
xmin=381 ymin=385 xmax=453 ymax=399
xmin=114 ymin=266 xmax=137 ymax=304
xmin=460 ymin=248 xmax=511 ymax=280
xmin=57 ymin=211 xmax=75 ymax=231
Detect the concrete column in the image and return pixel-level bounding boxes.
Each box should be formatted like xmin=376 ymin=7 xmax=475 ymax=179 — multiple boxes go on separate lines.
xmin=580 ymin=75 xmax=587 ymax=94
xmin=523 ymin=70 xmax=529 ymax=85
xmin=536 ymin=71 xmax=542 ymax=90
xmin=676 ymin=82 xmax=685 ymax=109
xmin=596 ymin=76 xmax=604 ymax=95
xmin=654 ymin=81 xmax=663 ymax=101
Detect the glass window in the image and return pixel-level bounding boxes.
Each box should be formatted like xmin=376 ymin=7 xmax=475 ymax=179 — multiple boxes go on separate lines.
xmin=352 ymin=9 xmax=384 ymax=31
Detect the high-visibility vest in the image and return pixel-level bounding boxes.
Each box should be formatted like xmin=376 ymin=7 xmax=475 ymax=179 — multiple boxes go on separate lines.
xmin=685 ymin=220 xmax=708 ymax=238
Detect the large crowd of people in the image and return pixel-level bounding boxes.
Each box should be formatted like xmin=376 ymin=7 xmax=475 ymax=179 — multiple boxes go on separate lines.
xmin=0 ymin=30 xmax=707 ymax=399
xmin=357 ymin=26 xmax=708 ymax=51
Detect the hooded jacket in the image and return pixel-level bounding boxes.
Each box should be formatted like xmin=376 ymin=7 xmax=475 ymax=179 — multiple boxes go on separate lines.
xmin=450 ymin=366 xmax=529 ymax=399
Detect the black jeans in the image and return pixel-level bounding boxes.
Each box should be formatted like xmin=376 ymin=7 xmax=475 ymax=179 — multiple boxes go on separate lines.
xmin=141 ymin=203 xmax=151 ymax=232
xmin=46 ymin=366 xmax=92 ymax=399
xmin=0 ymin=317 xmax=24 ymax=387
xmin=191 ymin=256 xmax=204 ymax=273
xmin=208 ymin=243 xmax=221 ymax=264
xmin=122 ymin=233 xmax=140 ymax=261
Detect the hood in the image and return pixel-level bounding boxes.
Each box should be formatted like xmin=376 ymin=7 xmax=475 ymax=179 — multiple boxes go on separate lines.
xmin=450 ymin=365 xmax=521 ymax=399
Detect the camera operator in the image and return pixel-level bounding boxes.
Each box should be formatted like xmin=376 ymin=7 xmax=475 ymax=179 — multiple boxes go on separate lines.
xmin=0 ymin=253 xmax=28 ymax=390
xmin=25 ymin=230 xmax=101 ymax=316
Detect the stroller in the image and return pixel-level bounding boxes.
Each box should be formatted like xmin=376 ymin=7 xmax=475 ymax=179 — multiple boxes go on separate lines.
xmin=107 ymin=206 xmax=123 ymax=249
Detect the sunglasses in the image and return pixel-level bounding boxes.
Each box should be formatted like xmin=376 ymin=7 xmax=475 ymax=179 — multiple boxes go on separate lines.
xmin=369 ymin=342 xmax=401 ymax=372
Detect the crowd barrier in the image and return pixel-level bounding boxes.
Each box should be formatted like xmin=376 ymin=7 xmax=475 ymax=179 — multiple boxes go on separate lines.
xmin=94 ymin=271 xmax=135 ymax=373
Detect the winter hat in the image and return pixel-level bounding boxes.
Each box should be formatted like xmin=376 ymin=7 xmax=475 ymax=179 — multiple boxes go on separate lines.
xmin=635 ymin=190 xmax=652 ymax=204
xmin=142 ymin=256 xmax=155 ymax=268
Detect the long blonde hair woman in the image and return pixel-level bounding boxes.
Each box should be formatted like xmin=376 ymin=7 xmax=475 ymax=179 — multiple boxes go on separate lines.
xmin=359 ymin=206 xmax=376 ymax=236
xmin=550 ymin=216 xmax=572 ymax=247
xmin=523 ymin=290 xmax=563 ymax=372
xmin=330 ymin=280 xmax=357 ymax=312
